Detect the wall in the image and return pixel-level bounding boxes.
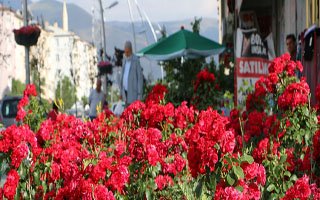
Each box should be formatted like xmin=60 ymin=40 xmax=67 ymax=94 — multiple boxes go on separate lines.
xmin=0 ymin=8 xmax=25 ymax=98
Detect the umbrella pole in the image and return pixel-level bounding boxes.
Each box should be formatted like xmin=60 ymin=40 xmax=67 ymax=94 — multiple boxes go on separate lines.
xmin=127 ymin=0 xmax=137 ymax=52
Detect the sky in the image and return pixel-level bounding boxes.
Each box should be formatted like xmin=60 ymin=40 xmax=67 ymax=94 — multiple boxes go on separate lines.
xmin=35 ymin=0 xmax=218 ymax=22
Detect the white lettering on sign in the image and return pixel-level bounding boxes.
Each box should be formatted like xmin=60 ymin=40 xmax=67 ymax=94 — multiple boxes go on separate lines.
xmin=250 ymin=33 xmax=267 ymax=56
xmin=239 ymin=59 xmax=269 ymax=75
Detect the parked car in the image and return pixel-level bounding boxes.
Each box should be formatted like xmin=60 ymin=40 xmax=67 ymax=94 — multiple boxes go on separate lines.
xmin=0 ymin=96 xmax=22 ymax=128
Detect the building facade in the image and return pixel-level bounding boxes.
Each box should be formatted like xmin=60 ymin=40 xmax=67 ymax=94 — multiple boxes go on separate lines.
xmin=0 ymin=7 xmax=26 ymax=97
xmin=0 ymin=5 xmax=97 ymax=102
xmin=218 ymin=0 xmax=320 ymax=104
xmin=31 ymin=22 xmax=97 ymax=101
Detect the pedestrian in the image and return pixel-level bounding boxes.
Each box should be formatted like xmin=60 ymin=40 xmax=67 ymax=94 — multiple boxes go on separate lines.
xmin=103 ymin=100 xmax=114 ymax=118
xmin=48 ymin=103 xmax=59 ymax=121
xmin=120 ymin=41 xmax=144 ymax=107
xmin=286 ymin=34 xmax=302 ymax=78
xmin=89 ymin=78 xmax=105 ymax=120
xmin=286 ymin=34 xmax=297 ymax=61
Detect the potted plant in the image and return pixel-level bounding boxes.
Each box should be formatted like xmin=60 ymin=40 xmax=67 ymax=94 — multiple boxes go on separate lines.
xmin=98 ymin=61 xmax=113 ymax=74
xmin=13 ymin=25 xmax=41 ymax=47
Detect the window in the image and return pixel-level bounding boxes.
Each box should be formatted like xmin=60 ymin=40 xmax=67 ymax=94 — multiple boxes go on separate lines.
xmin=1 ymin=99 xmax=20 ymax=118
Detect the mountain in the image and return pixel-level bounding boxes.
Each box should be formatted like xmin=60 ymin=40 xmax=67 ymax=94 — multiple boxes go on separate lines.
xmin=29 ymin=0 xmax=92 ymax=40
xmin=28 ymin=0 xmax=219 ymax=81
xmin=0 ymin=0 xmax=32 ymax=10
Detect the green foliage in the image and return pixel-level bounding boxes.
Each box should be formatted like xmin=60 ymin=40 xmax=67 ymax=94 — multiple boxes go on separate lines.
xmin=81 ymin=96 xmax=88 ymax=109
xmin=261 ymin=149 xmax=296 ymax=199
xmin=212 ymin=61 xmax=234 ymax=94
xmin=164 ymin=58 xmax=204 ymax=106
xmin=10 ymin=79 xmax=25 ymax=96
xmin=30 ymin=57 xmax=46 ymax=98
xmin=191 ymin=17 xmax=202 ymax=34
xmin=23 ymin=96 xmax=48 ymax=132
xmin=55 ymin=76 xmax=77 ymax=109
xmin=162 ymin=19 xmax=234 ymax=109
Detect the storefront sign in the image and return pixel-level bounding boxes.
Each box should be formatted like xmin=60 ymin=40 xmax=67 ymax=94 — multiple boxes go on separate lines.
xmin=235 ymin=28 xmax=273 ymax=106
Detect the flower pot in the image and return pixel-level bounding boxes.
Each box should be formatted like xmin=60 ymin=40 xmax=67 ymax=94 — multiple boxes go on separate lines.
xmin=98 ymin=61 xmax=113 ymax=74
xmin=13 ymin=26 xmax=41 ymax=47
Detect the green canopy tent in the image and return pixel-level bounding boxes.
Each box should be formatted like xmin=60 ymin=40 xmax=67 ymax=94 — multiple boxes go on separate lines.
xmin=137 ymin=27 xmax=225 ymax=61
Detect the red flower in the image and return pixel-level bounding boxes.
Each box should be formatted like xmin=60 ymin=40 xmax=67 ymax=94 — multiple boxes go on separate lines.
xmin=17 ymin=96 xmax=29 ymax=108
xmin=194 ymin=68 xmax=216 ymax=91
xmin=174 ymin=101 xmax=195 ymax=130
xmin=222 ymin=187 xmax=241 ymax=199
xmin=173 ymin=154 xmax=186 ymax=173
xmin=24 ymin=84 xmax=37 ymax=97
xmin=145 ymin=84 xmax=168 ymax=105
xmin=10 ymin=143 xmax=29 ymax=169
xmin=244 ymin=110 xmax=266 ymax=141
xmin=107 ymin=165 xmax=129 ymax=194
xmin=13 ymin=25 xmax=40 ymax=36
xmin=50 ymin=162 xmax=61 ymax=181
xmin=16 ymin=108 xmax=27 ymax=121
xmin=286 ymin=148 xmax=295 ymax=172
xmin=252 ymin=138 xmax=279 ymax=163
xmin=242 ymin=162 xmax=259 ymax=181
xmin=257 ymin=164 xmax=266 ymax=186
xmin=147 ymin=144 xmax=160 ymax=166
xmin=94 ymin=185 xmax=115 ymax=200
xmin=282 ymin=175 xmax=311 ymax=200
xmin=3 ymin=170 xmax=20 ymax=200
xmin=313 ymin=130 xmax=320 ymax=159
xmin=278 ymin=80 xmax=310 ymax=110
xmin=98 ymin=61 xmax=112 ymax=68
xmin=155 ymin=175 xmax=173 ymax=190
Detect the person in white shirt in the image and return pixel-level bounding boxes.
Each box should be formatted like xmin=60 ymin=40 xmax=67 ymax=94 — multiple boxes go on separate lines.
xmin=120 ymin=41 xmax=144 ymax=107
xmin=89 ymin=79 xmax=105 ymax=120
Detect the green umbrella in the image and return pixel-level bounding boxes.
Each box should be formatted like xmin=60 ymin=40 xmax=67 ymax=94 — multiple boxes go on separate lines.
xmin=137 ymin=28 xmax=225 ymax=61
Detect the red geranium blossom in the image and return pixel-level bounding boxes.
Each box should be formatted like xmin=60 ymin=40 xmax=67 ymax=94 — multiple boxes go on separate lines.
xmin=155 ymin=175 xmax=173 ymax=190
xmin=3 ymin=170 xmax=20 ymax=200
xmin=145 ymin=83 xmax=168 ymax=105
xmin=194 ymin=68 xmax=215 ymax=91
xmin=282 ymin=175 xmax=311 ymax=200
xmin=278 ymin=80 xmax=310 ymax=110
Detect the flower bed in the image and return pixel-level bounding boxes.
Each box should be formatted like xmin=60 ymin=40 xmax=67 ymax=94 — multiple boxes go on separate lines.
xmin=0 ymin=54 xmax=320 ymax=199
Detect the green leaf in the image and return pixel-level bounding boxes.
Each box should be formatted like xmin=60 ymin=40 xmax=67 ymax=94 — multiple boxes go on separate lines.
xmin=267 ymin=184 xmax=276 ymax=192
xmin=290 ymin=174 xmax=298 ymax=182
xmin=241 ymin=154 xmax=254 ymax=164
xmin=227 ymin=174 xmax=235 ymax=186
xmin=145 ymin=189 xmax=151 ymax=200
xmin=280 ymin=155 xmax=287 ymax=164
xmin=284 ymin=171 xmax=291 ymax=177
xmin=235 ymin=185 xmax=244 ymax=192
xmin=33 ymin=171 xmax=40 ymax=185
xmin=233 ymin=166 xmax=244 ymax=180
xmin=195 ymin=178 xmax=203 ymax=198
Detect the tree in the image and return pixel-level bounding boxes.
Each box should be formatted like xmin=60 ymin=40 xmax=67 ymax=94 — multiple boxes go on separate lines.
xmin=81 ymin=96 xmax=88 ymax=109
xmin=30 ymin=57 xmax=46 ymax=99
xmin=55 ymin=76 xmax=77 ymax=109
xmin=10 ymin=79 xmax=25 ymax=96
xmin=163 ymin=18 xmax=205 ymax=106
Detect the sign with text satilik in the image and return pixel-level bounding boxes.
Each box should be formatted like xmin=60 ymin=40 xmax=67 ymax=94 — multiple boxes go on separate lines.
xmin=235 ymin=28 xmax=274 ymax=106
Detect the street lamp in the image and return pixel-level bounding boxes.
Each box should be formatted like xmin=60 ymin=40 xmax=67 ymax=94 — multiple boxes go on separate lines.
xmin=98 ymin=0 xmax=119 ymax=61
xmin=22 ymin=0 xmax=30 ymax=84
xmin=98 ymin=0 xmax=118 ymax=101
xmin=106 ymin=1 xmax=119 ymax=9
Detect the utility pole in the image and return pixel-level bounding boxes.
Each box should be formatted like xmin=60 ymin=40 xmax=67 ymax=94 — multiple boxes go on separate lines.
xmin=127 ymin=0 xmax=137 ymax=52
xmin=98 ymin=0 xmax=107 ymax=61
xmin=23 ymin=0 xmax=30 ymax=84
